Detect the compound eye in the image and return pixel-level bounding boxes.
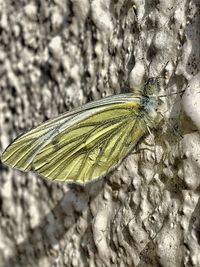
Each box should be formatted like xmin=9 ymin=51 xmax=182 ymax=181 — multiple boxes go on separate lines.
xmin=148 ymin=78 xmax=154 ymax=84
xmin=148 ymin=77 xmax=157 ymax=85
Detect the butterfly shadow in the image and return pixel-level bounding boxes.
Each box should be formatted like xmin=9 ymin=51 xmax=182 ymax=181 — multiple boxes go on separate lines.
xmin=2 ymin=176 xmax=105 ymax=267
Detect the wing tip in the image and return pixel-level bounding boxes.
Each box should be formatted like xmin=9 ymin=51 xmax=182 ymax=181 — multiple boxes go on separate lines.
xmin=1 ymin=147 xmax=11 ymax=166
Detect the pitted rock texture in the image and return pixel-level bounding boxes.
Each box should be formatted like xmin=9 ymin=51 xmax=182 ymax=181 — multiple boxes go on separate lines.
xmin=0 ymin=0 xmax=200 ymax=267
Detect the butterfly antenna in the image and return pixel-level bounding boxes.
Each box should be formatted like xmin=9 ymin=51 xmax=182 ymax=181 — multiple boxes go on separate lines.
xmin=158 ymin=89 xmax=185 ymax=98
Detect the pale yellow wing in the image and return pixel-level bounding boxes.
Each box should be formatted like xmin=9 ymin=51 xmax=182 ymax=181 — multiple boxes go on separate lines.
xmin=2 ymin=94 xmax=148 ymax=183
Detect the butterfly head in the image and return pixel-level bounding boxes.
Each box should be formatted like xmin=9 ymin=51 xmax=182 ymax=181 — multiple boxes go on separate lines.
xmin=142 ymin=77 xmax=160 ymax=97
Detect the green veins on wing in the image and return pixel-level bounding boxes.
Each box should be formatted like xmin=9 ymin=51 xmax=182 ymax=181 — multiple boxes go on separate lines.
xmin=2 ymin=82 xmax=159 ymax=183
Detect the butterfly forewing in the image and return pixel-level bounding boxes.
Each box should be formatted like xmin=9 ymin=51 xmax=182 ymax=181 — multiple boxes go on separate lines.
xmin=2 ymin=94 xmax=148 ymax=183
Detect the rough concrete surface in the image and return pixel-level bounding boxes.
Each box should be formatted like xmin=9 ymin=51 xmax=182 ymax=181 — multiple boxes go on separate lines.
xmin=0 ymin=0 xmax=200 ymax=266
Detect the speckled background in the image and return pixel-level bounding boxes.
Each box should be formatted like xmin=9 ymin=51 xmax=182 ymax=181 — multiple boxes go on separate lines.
xmin=0 ymin=0 xmax=200 ymax=266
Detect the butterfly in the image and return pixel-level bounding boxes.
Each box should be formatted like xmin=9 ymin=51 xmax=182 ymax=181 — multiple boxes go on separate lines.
xmin=1 ymin=77 xmax=161 ymax=183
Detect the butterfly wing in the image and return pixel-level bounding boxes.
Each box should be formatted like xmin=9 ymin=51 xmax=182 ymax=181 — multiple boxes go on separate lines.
xmin=2 ymin=94 xmax=148 ymax=183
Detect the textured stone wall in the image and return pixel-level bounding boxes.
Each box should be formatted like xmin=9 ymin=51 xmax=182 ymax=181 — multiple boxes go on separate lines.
xmin=0 ymin=0 xmax=200 ymax=266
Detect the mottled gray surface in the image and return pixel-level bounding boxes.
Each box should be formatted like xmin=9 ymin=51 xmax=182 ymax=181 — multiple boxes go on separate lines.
xmin=0 ymin=0 xmax=200 ymax=266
